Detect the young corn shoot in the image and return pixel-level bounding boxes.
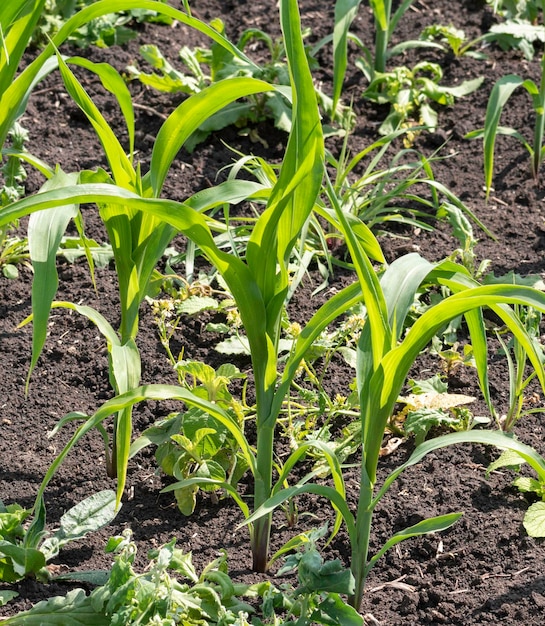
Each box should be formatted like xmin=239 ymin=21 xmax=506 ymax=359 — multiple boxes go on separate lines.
xmin=0 ymin=0 xmax=335 ymax=575
xmin=6 ymin=1 xmax=275 ymax=507
xmin=466 ymin=51 xmax=545 ymax=198
xmin=245 ymin=215 xmax=545 ymax=610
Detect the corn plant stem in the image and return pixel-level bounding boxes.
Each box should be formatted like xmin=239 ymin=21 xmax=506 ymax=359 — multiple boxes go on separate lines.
xmin=252 ymin=420 xmax=276 ymax=572
xmin=373 ymin=2 xmax=390 ymax=75
xmin=349 ymin=464 xmax=374 ymax=609
xmin=532 ymin=53 xmax=545 ymax=180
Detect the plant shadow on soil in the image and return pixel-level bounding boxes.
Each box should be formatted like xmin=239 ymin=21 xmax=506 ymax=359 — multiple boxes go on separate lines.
xmin=2 ymin=0 xmax=545 ymax=623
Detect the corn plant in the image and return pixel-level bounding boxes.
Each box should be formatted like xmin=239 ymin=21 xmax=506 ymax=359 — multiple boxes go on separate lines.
xmin=466 ymin=52 xmax=545 ymax=198
xmin=354 ymin=0 xmax=446 ymax=83
xmin=244 ymin=223 xmax=545 ymax=610
xmin=6 ymin=1 xmax=281 ymax=512
xmin=0 ymin=0 xmax=346 ymax=575
xmin=493 ymin=305 xmax=545 ymax=431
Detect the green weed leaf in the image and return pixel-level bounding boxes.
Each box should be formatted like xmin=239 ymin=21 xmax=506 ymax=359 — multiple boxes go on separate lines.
xmin=523 ymin=502 xmax=545 ymax=537
xmin=0 ymin=588 xmax=108 ymax=625
xmin=40 ymin=491 xmax=118 ymax=561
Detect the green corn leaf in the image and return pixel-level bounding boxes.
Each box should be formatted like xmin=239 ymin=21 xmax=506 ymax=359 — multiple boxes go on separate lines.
xmin=364 ymin=284 xmax=545 ymax=484
xmin=380 ymin=252 xmax=435 ymax=340
xmin=369 ymin=0 xmax=388 ymax=31
xmin=367 ymin=513 xmax=463 ymax=572
xmin=109 ymin=340 xmax=141 ymax=395
xmin=22 ymin=497 xmax=46 ymax=551
xmin=275 ymin=281 xmax=363 ymax=411
xmin=0 ymin=0 xmax=46 ymax=98
xmin=241 ymin=483 xmax=357 ymax=550
xmin=389 ymin=0 xmax=414 ymax=36
xmin=332 ymin=0 xmax=362 ymax=115
xmin=26 ymin=169 xmax=79 ymax=391
xmin=477 ymin=74 xmax=524 ymax=199
xmin=18 ymin=301 xmax=120 ymax=349
xmin=67 ymin=56 xmax=135 ymax=162
xmin=327 ymin=175 xmax=390 ymax=380
xmin=378 ymin=430 xmax=545 ymax=507
xmin=110 ymin=340 xmax=141 ymax=503
xmin=56 ymin=53 xmax=135 ymax=189
xmin=148 ymin=76 xmax=274 ymax=196
xmin=38 ymin=384 xmax=256 ymax=507
xmin=245 ymin=0 xmax=324 ymax=330
xmin=185 ymin=179 xmax=269 ymax=212
xmin=0 ymin=183 xmax=270 ymax=403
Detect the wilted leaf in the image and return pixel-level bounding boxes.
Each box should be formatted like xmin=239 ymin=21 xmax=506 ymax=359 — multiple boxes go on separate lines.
xmin=399 ymin=391 xmax=475 ymax=411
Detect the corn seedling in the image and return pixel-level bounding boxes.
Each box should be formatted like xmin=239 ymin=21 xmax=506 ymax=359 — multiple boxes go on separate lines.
xmin=323 ymin=129 xmax=489 ymax=242
xmin=1 ymin=0 xmax=340 ymax=575
xmin=466 ymin=52 xmax=545 ymax=198
xmin=322 ymin=0 xmax=442 ymax=118
xmin=7 ymin=0 xmax=278 ymax=508
xmin=494 ymin=305 xmax=545 ymax=431
xmin=244 ymin=226 xmax=545 ymax=609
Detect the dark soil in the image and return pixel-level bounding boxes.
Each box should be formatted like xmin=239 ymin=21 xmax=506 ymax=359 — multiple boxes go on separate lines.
xmin=2 ymin=1 xmax=545 ymax=624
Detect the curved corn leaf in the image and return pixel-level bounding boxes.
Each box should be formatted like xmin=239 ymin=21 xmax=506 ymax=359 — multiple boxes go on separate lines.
xmin=332 ymin=0 xmax=362 ymax=115
xmin=38 ymin=384 xmax=256 ymax=508
xmin=364 ymin=285 xmax=545 ymax=483
xmin=56 ymin=54 xmax=135 ymax=188
xmin=380 ymin=252 xmax=434 ymax=340
xmin=377 ymin=430 xmax=545 ymax=507
xmin=148 ymin=77 xmax=274 ymax=196
xmin=474 ymin=74 xmax=524 ymax=199
xmin=66 ymin=56 xmax=136 ymax=163
xmin=240 ymin=483 xmax=357 ymax=550
xmin=0 ymin=0 xmax=259 ymax=148
xmin=26 ymin=170 xmax=79 ymax=391
xmin=367 ymin=513 xmax=462 ymax=573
